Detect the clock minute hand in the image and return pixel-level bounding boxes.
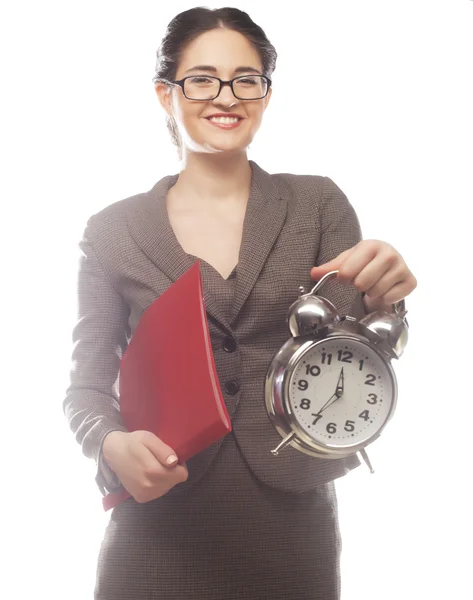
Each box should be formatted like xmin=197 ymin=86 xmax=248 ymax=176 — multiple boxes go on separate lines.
xmin=317 ymin=392 xmax=338 ymax=415
xmin=317 ymin=369 xmax=345 ymax=415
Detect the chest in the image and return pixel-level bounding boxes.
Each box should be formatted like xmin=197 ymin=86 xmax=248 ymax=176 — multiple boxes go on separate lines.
xmin=167 ymin=202 xmax=247 ymax=280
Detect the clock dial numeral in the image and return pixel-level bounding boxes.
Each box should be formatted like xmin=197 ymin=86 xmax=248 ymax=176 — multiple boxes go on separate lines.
xmin=321 ymin=352 xmax=332 ymax=365
xmin=305 ymin=364 xmax=321 ymax=377
xmin=297 ymin=379 xmax=309 ymax=391
xmin=367 ymin=393 xmax=378 ymax=405
xmin=300 ymin=398 xmax=311 ymax=410
xmin=288 ymin=337 xmax=394 ymax=447
xmin=337 ymin=350 xmax=353 ymax=363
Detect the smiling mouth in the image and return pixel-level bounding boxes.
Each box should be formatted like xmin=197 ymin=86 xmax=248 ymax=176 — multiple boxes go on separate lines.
xmin=206 ymin=116 xmax=242 ymax=123
xmin=205 ymin=116 xmax=243 ymax=129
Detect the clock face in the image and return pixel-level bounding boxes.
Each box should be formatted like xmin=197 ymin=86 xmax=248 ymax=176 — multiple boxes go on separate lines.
xmin=288 ymin=337 xmax=395 ymax=449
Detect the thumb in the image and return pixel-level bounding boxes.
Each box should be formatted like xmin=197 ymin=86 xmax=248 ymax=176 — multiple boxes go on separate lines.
xmin=139 ymin=431 xmax=179 ymax=468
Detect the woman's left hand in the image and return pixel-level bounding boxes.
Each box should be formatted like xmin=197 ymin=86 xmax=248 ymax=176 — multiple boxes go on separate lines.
xmin=310 ymin=240 xmax=417 ymax=312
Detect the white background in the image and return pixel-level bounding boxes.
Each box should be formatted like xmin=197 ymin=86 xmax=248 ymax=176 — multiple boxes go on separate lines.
xmin=2 ymin=1 xmax=472 ymax=598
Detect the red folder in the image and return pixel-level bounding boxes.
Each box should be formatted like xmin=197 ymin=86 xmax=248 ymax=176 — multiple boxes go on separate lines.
xmin=102 ymin=260 xmax=232 ymax=511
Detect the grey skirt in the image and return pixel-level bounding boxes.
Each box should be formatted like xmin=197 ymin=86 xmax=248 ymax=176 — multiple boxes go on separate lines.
xmin=95 ymin=432 xmax=342 ymax=600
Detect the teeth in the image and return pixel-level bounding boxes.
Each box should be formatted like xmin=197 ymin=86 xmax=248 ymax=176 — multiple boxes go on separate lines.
xmin=209 ymin=117 xmax=240 ymax=124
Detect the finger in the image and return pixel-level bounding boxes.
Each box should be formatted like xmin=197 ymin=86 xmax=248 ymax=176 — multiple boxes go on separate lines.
xmin=352 ymin=253 xmax=393 ymax=294
xmin=372 ymin=279 xmax=414 ymax=305
xmin=364 ymin=261 xmax=406 ymax=299
xmin=136 ymin=450 xmax=183 ymax=485
xmin=128 ymin=440 xmax=168 ymax=474
xmin=140 ymin=431 xmax=179 ymax=467
xmin=310 ymin=248 xmax=354 ymax=279
xmin=169 ymin=463 xmax=189 ymax=484
xmin=336 ymin=244 xmax=378 ymax=285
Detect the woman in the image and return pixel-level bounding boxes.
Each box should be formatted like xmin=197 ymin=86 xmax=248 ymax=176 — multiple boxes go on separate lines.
xmin=63 ymin=7 xmax=417 ymax=600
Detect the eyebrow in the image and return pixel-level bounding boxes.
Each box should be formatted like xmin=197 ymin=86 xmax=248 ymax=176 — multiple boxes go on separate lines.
xmin=183 ymin=65 xmax=262 ymax=75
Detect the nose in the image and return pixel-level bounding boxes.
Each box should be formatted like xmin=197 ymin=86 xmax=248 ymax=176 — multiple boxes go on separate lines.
xmin=213 ymin=82 xmax=238 ymax=106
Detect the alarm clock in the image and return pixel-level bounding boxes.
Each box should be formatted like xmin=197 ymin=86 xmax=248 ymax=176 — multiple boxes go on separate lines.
xmin=265 ymin=270 xmax=409 ymax=472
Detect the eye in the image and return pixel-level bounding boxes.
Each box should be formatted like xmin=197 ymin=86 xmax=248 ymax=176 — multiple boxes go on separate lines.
xmin=238 ymin=77 xmax=258 ymax=85
xmin=189 ymin=76 xmax=214 ymax=84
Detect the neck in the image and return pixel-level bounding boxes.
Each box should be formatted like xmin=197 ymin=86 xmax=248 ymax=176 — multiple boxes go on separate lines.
xmin=171 ymin=151 xmax=252 ymax=204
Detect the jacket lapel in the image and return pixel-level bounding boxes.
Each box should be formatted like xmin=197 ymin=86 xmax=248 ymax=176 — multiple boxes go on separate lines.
xmin=126 ymin=161 xmax=287 ymax=331
xmin=231 ymin=161 xmax=287 ymax=323
xmin=126 ymin=174 xmax=232 ymax=331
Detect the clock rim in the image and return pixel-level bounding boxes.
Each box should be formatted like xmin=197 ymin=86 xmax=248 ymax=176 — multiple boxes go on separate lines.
xmin=266 ymin=333 xmax=398 ymax=458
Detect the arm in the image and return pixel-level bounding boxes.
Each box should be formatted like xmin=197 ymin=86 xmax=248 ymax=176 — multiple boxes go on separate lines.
xmin=313 ymin=179 xmax=415 ymax=317
xmin=314 ymin=176 xmax=368 ymax=320
xmin=63 ymin=219 xmax=130 ymax=495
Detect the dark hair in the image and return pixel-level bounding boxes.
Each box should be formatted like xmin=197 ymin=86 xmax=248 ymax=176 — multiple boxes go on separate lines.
xmin=152 ymin=7 xmax=278 ymax=156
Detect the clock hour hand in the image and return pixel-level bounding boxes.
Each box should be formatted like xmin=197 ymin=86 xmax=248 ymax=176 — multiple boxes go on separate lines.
xmin=335 ymin=367 xmax=344 ymax=398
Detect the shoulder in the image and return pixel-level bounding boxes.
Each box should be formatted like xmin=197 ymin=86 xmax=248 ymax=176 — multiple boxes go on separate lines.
xmin=253 ymin=163 xmax=356 ymax=226
xmin=260 ymin=165 xmax=361 ymax=234
xmin=86 ymin=188 xmax=153 ymax=228
xmin=252 ymin=161 xmax=351 ymax=208
xmin=275 ymin=171 xmax=349 ymax=205
xmin=83 ymin=173 xmax=176 ymax=237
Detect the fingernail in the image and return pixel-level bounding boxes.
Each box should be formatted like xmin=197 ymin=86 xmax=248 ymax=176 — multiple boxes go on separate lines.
xmin=166 ymin=454 xmax=177 ymax=465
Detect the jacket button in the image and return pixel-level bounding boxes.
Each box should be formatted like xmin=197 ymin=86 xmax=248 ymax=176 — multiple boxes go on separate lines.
xmin=224 ymin=380 xmax=240 ymax=395
xmin=223 ymin=337 xmax=237 ymax=353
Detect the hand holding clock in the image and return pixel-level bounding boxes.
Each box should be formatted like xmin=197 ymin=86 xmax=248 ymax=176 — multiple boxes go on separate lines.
xmin=310 ymin=239 xmax=417 ymax=313
xmin=267 ymin=241 xmax=410 ymax=465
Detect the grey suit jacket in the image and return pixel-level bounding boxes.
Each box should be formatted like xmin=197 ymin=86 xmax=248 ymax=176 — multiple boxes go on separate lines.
xmin=63 ymin=160 xmax=367 ymax=498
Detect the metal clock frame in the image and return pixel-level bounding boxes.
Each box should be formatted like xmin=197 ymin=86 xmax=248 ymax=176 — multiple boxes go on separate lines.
xmin=265 ymin=329 xmax=398 ymax=459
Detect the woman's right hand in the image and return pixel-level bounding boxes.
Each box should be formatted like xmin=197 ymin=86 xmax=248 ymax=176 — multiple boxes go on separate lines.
xmin=102 ymin=430 xmax=188 ymax=503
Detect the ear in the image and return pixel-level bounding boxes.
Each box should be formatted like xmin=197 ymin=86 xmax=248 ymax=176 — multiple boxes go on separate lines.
xmin=154 ymin=82 xmax=174 ymax=117
xmin=263 ymin=86 xmax=272 ymax=111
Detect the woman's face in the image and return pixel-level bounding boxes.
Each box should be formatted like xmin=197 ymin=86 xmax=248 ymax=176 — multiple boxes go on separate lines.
xmin=155 ymin=28 xmax=272 ymax=156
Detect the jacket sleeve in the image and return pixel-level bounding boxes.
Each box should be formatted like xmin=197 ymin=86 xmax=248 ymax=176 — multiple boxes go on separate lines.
xmin=63 ymin=219 xmax=130 ymax=495
xmin=315 ymin=176 xmax=368 ymax=321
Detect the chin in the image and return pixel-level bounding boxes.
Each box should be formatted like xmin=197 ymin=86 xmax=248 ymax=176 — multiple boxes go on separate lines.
xmin=184 ymin=130 xmax=252 ymax=155
xmin=199 ymin=141 xmax=248 ymax=155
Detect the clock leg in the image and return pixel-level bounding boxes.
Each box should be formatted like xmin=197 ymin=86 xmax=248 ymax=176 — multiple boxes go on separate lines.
xmin=359 ymin=448 xmax=375 ymax=474
xmin=271 ymin=432 xmax=296 ymax=455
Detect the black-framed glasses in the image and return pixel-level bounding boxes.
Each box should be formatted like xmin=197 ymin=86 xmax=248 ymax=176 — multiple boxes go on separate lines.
xmin=163 ymin=74 xmax=272 ymax=101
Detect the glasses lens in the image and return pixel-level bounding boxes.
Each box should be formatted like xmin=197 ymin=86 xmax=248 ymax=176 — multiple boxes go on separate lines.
xmin=233 ymin=76 xmax=268 ymax=99
xmin=184 ymin=76 xmax=220 ymax=100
